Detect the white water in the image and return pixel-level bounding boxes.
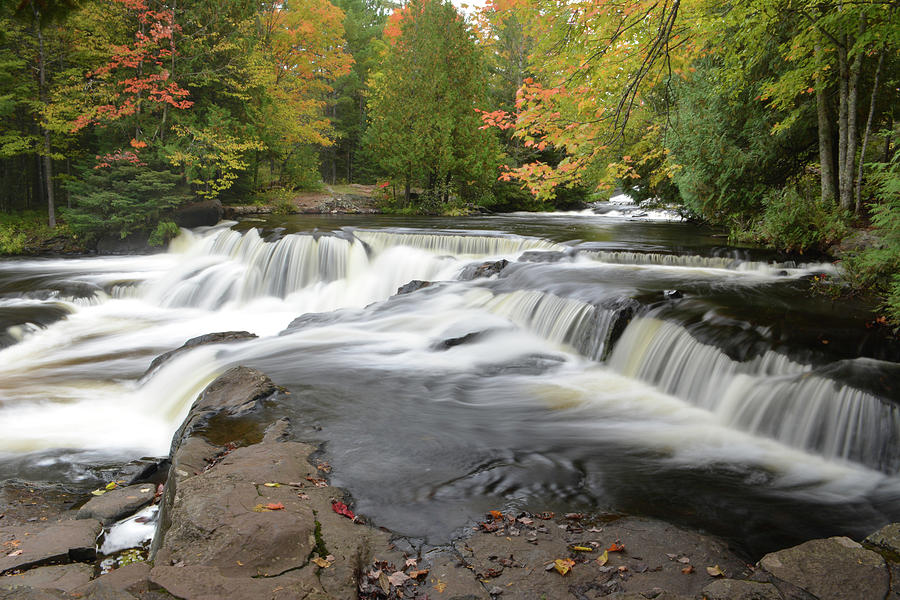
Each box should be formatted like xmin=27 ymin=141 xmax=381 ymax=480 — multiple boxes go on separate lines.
xmin=0 ymin=222 xmax=897 ymax=543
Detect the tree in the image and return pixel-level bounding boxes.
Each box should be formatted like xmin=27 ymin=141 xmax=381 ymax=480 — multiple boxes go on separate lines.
xmin=365 ymin=0 xmax=500 ymax=208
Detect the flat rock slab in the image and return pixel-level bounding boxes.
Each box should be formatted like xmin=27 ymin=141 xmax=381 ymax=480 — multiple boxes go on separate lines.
xmin=702 ymin=578 xmax=783 ymax=600
xmin=77 ymin=485 xmax=155 ymax=526
xmin=759 ymin=536 xmax=889 ymax=600
xmin=445 ymin=515 xmax=748 ymax=600
xmin=0 ymin=519 xmax=101 ymax=574
xmin=0 ymin=564 xmax=92 ymax=592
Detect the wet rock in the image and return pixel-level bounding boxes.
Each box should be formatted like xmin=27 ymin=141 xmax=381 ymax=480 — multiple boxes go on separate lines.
xmin=396 ymin=280 xmax=432 ymax=295
xmin=758 ymin=536 xmax=888 ymax=600
xmin=518 ymin=250 xmax=568 ymax=263
xmin=143 ymin=331 xmax=258 ymax=378
xmin=866 ymin=523 xmax=900 ymax=559
xmin=76 ymin=485 xmax=155 ymax=526
xmin=662 ymin=290 xmax=683 ymax=300
xmin=173 ymin=199 xmax=223 ymax=228
xmin=458 ymin=259 xmax=509 ymax=281
xmin=0 ymin=519 xmax=101 ymax=574
xmin=0 ymin=564 xmax=92 ymax=593
xmin=431 ymin=331 xmax=488 ymax=351
xmin=169 ymin=367 xmax=276 ymax=450
xmin=702 ymin=578 xmax=783 ymax=600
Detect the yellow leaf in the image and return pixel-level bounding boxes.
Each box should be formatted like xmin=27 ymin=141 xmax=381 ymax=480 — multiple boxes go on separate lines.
xmin=91 ymin=489 xmax=106 ymax=496
xmin=596 ymin=550 xmax=609 ymax=566
xmin=105 ymin=482 xmax=118 ymax=490
xmin=706 ymin=564 xmax=725 ymax=577
xmin=263 ymin=482 xmax=280 ymax=487
xmin=434 ymin=580 xmax=447 ymax=592
xmin=554 ymin=558 xmax=575 ymax=575
xmin=312 ymin=557 xmax=331 ymax=568
xmin=572 ymin=546 xmax=593 ymax=552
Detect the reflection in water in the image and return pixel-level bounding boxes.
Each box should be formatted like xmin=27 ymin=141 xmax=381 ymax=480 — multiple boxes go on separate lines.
xmin=0 ymin=203 xmax=898 ymax=556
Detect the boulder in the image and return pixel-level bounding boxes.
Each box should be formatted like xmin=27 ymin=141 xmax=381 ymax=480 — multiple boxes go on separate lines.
xmin=142 ymin=331 xmax=258 ymax=379
xmin=173 ymin=200 xmax=223 ymax=228
xmin=458 ymin=259 xmax=509 ymax=281
xmin=95 ymin=233 xmax=153 ymax=255
xmin=865 ymin=523 xmax=900 ymax=559
xmin=169 ymin=366 xmax=277 ymax=451
xmin=758 ymin=536 xmax=889 ymax=600
xmin=396 ymin=280 xmax=432 ymax=295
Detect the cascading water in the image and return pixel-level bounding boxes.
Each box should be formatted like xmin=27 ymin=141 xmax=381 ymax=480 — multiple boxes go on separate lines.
xmin=0 ymin=208 xmax=898 ymax=555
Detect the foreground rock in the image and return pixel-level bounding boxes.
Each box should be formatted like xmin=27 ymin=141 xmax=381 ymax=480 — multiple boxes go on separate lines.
xmin=142 ymin=331 xmax=258 ymax=379
xmin=6 ymin=361 xmax=900 ymax=599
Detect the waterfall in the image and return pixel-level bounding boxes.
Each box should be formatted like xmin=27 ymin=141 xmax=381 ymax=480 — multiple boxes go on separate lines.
xmin=582 ymin=250 xmax=839 ymax=276
xmin=608 ymin=317 xmax=900 ymax=471
xmin=354 ymin=229 xmax=563 ymax=256
xmin=476 ymin=289 xmax=619 ymax=360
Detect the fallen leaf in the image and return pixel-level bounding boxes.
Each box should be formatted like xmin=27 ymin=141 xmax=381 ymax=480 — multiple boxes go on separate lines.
xmin=306 ymin=476 xmax=328 ymax=488
xmin=518 ymin=517 xmax=534 ymax=525
xmin=434 ymin=580 xmax=447 ymax=593
xmin=312 ymin=557 xmax=331 ymax=568
xmin=388 ymin=571 xmax=410 ymax=586
xmin=405 ymin=558 xmax=418 ymax=568
xmin=326 ymin=554 xmax=335 ymax=562
xmin=409 ymin=569 xmax=429 ymax=579
xmin=617 ymin=565 xmax=628 ymax=573
xmin=588 ymin=527 xmax=603 ymax=533
xmin=263 ymin=482 xmax=280 ymax=488
xmin=317 ymin=462 xmax=332 ymax=473
xmin=139 ymin=487 xmax=152 ymax=493
xmin=572 ymin=546 xmax=593 ymax=552
xmin=332 ymin=501 xmax=355 ymax=520
xmin=596 ymin=550 xmax=609 ymax=566
xmin=565 ymin=513 xmax=583 ymax=520
xmin=489 ymin=510 xmax=503 ymax=520
xmin=297 ymin=493 xmax=309 ymax=500
xmin=105 ymin=482 xmax=118 ymax=491
xmin=553 ymin=558 xmax=575 ymax=575
xmin=480 ymin=521 xmax=500 ymax=532
xmin=677 ymin=556 xmax=691 ymax=564
xmin=607 ymin=542 xmax=625 ymax=552
xmin=378 ymin=572 xmax=391 ymax=594
xmin=265 ymin=502 xmax=285 ymax=510
xmin=537 ymin=511 xmax=554 ymax=520
xmin=706 ymin=564 xmax=725 ymax=577
xmin=7 ymin=550 xmax=23 ymax=557
xmin=682 ymin=565 xmax=694 ymax=574
xmin=90 ymin=489 xmax=106 ymax=496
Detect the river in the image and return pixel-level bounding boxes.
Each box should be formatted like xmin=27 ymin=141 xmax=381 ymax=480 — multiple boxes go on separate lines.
xmin=1 ymin=197 xmax=898 ymax=557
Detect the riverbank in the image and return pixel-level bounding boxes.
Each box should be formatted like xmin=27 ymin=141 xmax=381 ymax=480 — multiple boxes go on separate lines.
xmin=2 ymin=342 xmax=900 ymax=599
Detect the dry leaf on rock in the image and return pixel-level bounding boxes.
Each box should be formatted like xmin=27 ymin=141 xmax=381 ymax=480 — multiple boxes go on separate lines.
xmin=706 ymin=564 xmax=725 ymax=577
xmin=312 ymin=557 xmax=331 ymax=568
xmin=553 ymin=558 xmax=575 ymax=575
xmin=596 ymin=550 xmax=609 ymax=566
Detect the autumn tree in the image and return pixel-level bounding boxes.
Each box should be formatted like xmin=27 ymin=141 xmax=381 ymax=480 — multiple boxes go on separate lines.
xmin=365 ymin=0 xmax=500 ymax=208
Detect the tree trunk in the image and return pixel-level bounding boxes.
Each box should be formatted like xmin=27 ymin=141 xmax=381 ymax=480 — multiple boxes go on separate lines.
xmin=814 ymin=43 xmax=837 ymax=203
xmin=854 ymin=51 xmax=882 ymax=214
xmin=836 ymin=43 xmax=849 ymax=209
xmin=839 ymin=14 xmax=865 ymax=211
xmin=34 ymin=5 xmax=55 ymax=228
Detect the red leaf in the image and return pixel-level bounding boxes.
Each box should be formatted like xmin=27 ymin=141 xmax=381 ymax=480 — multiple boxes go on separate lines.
xmin=265 ymin=502 xmax=285 ymax=510
xmin=332 ymin=501 xmax=355 ymax=520
xmin=607 ymin=542 xmax=625 ymax=552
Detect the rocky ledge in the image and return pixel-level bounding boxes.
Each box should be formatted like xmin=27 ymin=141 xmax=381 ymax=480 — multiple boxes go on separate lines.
xmin=3 ymin=358 xmax=900 ymax=599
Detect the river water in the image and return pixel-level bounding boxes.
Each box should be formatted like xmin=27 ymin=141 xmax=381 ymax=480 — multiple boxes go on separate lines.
xmin=1 ymin=198 xmax=898 ymax=557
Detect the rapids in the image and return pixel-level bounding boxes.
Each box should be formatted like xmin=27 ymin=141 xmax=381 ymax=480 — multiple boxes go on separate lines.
xmin=0 ymin=199 xmax=898 ymax=556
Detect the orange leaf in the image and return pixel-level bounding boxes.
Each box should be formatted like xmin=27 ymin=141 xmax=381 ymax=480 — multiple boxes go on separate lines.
xmin=607 ymin=542 xmax=625 ymax=552
xmin=265 ymin=502 xmax=285 ymax=510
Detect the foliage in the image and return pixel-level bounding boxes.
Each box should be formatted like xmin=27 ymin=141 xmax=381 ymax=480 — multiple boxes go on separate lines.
xmin=365 ymin=0 xmax=500 ymax=208
xmin=746 ymin=178 xmax=849 ymax=253
xmin=64 ymin=162 xmax=190 ymax=241
xmin=0 ymin=211 xmax=78 ymax=255
xmin=842 ymin=151 xmax=900 ymax=322
xmin=148 ymin=219 xmax=180 ymax=246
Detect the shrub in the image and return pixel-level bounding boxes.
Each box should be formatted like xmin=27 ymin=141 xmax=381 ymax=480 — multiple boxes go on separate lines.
xmin=748 ymin=180 xmax=848 ymax=253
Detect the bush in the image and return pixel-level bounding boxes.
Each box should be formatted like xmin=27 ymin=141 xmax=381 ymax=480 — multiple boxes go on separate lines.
xmin=747 ymin=180 xmax=848 ymax=253
xmin=148 ymin=220 xmax=182 ymax=247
